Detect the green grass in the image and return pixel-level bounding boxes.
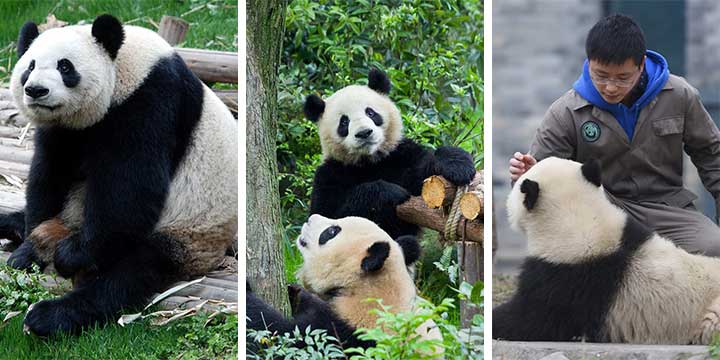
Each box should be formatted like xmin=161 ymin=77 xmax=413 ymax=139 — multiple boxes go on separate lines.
xmin=0 ymin=0 xmax=238 ymax=85
xmin=0 ymin=1 xmax=237 ymax=358
xmin=0 ymin=313 xmax=238 ymax=360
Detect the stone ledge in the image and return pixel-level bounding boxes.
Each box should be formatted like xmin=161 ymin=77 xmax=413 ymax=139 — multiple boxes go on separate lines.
xmin=492 ymin=340 xmax=713 ymax=360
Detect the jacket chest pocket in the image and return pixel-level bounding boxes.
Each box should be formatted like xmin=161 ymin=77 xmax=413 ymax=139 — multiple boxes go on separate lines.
xmin=652 ymin=116 xmax=684 ymax=136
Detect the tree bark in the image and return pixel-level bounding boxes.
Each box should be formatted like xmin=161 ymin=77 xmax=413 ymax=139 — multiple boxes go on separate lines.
xmin=246 ymin=0 xmax=290 ymax=315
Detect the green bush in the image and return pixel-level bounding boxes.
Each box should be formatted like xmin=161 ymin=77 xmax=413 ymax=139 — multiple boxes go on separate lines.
xmin=278 ymin=0 xmax=484 ymax=275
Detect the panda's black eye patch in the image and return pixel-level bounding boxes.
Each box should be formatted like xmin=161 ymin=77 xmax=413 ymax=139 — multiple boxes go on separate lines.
xmin=21 ymin=60 xmax=35 ymax=86
xmin=57 ymin=59 xmax=80 ymax=88
xmin=337 ymin=115 xmax=350 ymax=137
xmin=365 ymin=107 xmax=383 ymax=126
xmin=319 ymin=225 xmax=341 ymax=245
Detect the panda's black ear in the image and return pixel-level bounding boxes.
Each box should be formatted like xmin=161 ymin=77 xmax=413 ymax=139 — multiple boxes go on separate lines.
xmin=17 ymin=22 xmax=39 ymax=58
xmin=581 ymin=158 xmax=602 ymax=187
xmin=520 ymin=179 xmax=540 ymax=211
xmin=303 ymin=94 xmax=325 ymax=122
xmin=92 ymin=14 xmax=125 ymax=60
xmin=396 ymin=235 xmax=420 ymax=266
xmin=361 ymin=242 xmax=390 ymax=273
xmin=368 ymin=68 xmax=391 ymax=94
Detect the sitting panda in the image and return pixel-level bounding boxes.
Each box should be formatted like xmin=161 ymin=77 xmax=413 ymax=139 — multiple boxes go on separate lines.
xmin=303 ymin=69 xmax=476 ymax=239
xmin=0 ymin=15 xmax=237 ymax=336
xmin=247 ymin=215 xmax=441 ymax=351
xmin=493 ymin=157 xmax=720 ymax=344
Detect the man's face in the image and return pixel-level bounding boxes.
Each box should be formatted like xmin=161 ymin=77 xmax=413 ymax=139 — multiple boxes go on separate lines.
xmin=589 ymin=57 xmax=645 ymax=104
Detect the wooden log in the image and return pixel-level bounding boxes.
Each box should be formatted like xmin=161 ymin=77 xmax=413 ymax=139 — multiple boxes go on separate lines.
xmin=422 ymin=176 xmax=454 ymax=208
xmin=214 ymin=89 xmax=238 ymax=114
xmin=0 ymin=159 xmax=30 ymax=180
xmin=176 ymin=48 xmax=238 ymax=84
xmin=458 ymin=241 xmax=483 ymax=328
xmin=421 ymin=172 xmax=483 ymax=209
xmin=0 ymin=191 xmax=24 ymax=213
xmin=158 ymin=16 xmax=189 ymax=46
xmin=0 ymin=144 xmax=32 ymax=164
xmin=396 ymin=196 xmax=483 ymax=243
xmin=460 ymin=191 xmax=483 ymax=220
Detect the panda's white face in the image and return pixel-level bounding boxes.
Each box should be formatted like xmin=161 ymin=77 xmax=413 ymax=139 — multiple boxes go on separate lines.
xmin=296 ymin=215 xmax=407 ymax=293
xmin=507 ymin=157 xmax=627 ymax=264
xmin=10 ymin=26 xmax=115 ymax=129
xmin=318 ymin=85 xmax=402 ymax=164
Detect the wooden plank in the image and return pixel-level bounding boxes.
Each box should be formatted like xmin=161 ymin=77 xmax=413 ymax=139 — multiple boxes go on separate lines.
xmin=0 ymin=144 xmax=32 ymax=164
xmin=176 ymin=48 xmax=238 ymax=84
xmin=0 ymin=191 xmax=24 ymax=213
xmin=158 ymin=16 xmax=189 ymax=46
xmin=0 ymin=159 xmax=30 ymax=179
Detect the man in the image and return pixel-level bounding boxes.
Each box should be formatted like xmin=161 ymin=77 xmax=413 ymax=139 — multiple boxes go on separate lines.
xmin=509 ymin=14 xmax=720 ymax=255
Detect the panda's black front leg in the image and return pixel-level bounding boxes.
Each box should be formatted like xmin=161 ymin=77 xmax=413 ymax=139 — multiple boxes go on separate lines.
xmin=24 ymin=241 xmax=177 ymax=337
xmin=338 ymin=180 xmax=412 ymax=238
xmin=434 ymin=146 xmax=476 ymax=186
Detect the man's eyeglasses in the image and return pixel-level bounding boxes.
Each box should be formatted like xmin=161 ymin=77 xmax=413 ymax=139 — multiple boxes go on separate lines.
xmin=590 ymin=69 xmax=641 ymax=88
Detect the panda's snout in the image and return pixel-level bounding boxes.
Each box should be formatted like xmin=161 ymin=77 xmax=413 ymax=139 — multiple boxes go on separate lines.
xmin=355 ymin=128 xmax=373 ymax=139
xmin=25 ymin=85 xmax=49 ymax=99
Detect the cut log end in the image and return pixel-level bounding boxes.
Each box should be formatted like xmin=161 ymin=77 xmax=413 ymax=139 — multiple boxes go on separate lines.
xmin=460 ymin=191 xmax=483 ymax=220
xmin=421 ymin=176 xmax=453 ymax=208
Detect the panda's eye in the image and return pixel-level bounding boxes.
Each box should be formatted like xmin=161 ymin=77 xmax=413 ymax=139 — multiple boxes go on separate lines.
xmin=319 ymin=225 xmax=341 ymax=245
xmin=365 ymin=108 xmax=376 ymax=117
xmin=28 ymin=60 xmax=35 ymax=71
xmin=337 ymin=115 xmax=350 ymax=137
xmin=365 ymin=107 xmax=383 ymax=126
xmin=57 ymin=59 xmax=74 ymax=74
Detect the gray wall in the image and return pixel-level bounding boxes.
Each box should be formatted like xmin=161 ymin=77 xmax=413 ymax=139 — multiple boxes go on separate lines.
xmin=492 ymin=0 xmax=720 ymax=274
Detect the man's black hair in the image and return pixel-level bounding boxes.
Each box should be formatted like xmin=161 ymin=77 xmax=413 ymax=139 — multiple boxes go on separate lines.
xmin=585 ymin=14 xmax=646 ymax=66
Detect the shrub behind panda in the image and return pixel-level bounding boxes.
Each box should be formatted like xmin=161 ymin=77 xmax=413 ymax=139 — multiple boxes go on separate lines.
xmin=494 ymin=157 xmax=720 ymax=344
xmin=303 ymin=69 xmax=476 ymax=239
xmin=0 ymin=15 xmax=237 ymax=336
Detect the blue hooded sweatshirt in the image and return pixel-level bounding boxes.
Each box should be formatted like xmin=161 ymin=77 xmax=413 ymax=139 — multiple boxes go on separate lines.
xmin=573 ymin=50 xmax=669 ymax=141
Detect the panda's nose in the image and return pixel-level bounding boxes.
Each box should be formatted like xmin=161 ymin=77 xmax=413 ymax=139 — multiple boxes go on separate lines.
xmin=355 ymin=128 xmax=373 ymax=139
xmin=25 ymin=86 xmax=49 ymax=99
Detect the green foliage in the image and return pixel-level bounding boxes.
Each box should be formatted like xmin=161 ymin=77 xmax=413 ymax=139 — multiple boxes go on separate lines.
xmin=150 ymin=313 xmax=239 ymax=360
xmin=247 ymin=326 xmax=347 ymax=360
xmin=278 ymin=0 xmax=484 ymax=235
xmin=0 ymin=264 xmax=53 ymax=322
xmin=710 ymin=334 xmax=720 ymax=358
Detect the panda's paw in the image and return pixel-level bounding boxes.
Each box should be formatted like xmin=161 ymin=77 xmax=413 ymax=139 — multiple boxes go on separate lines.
xmin=379 ymin=181 xmax=411 ymax=205
xmin=23 ymin=298 xmax=83 ymax=337
xmin=7 ymin=241 xmax=45 ymax=271
xmin=53 ymin=235 xmax=95 ymax=279
xmin=435 ymin=146 xmax=476 ymax=186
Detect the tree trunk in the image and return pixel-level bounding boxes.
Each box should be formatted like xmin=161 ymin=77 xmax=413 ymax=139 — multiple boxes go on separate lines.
xmin=246 ymin=0 xmax=290 ymax=315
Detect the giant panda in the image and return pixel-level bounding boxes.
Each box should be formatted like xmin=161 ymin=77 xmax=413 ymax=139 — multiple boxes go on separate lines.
xmin=303 ymin=69 xmax=476 ymax=239
xmin=247 ymin=215 xmax=442 ymax=352
xmin=493 ymin=157 xmax=720 ymax=344
xmin=0 ymin=15 xmax=237 ymax=336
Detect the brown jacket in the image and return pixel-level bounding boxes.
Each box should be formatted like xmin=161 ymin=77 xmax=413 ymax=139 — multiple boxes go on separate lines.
xmin=530 ymin=74 xmax=720 ymax=211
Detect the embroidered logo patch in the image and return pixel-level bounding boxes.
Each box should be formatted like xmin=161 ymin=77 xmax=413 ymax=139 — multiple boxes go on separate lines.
xmin=581 ymin=121 xmax=601 ymax=143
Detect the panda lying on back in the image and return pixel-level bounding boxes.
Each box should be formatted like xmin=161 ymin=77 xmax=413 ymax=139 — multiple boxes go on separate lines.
xmin=247 ymin=215 xmax=441 ymax=352
xmin=494 ymin=157 xmax=720 ymax=344
xmin=303 ymin=69 xmax=476 ymax=239
xmin=0 ymin=15 xmax=237 ymax=336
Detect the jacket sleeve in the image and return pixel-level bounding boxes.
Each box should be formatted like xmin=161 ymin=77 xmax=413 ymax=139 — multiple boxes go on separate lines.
xmin=682 ymin=86 xmax=720 ymax=221
xmin=528 ymin=104 xmax=577 ymax=162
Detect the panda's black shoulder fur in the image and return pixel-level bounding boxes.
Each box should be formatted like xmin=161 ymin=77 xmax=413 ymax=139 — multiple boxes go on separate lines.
xmin=310 ymin=138 xmax=474 ymax=239
xmin=246 ymin=285 xmax=374 ymax=354
xmin=25 ymin=53 xmax=204 ymax=264
xmin=492 ymin=216 xmax=652 ymax=342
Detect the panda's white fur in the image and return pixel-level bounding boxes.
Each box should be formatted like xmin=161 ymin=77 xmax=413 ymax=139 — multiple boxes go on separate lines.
xmin=296 ymin=215 xmax=441 ymax=343
xmin=317 ymin=85 xmax=403 ymax=164
xmin=499 ymin=156 xmax=720 ymax=344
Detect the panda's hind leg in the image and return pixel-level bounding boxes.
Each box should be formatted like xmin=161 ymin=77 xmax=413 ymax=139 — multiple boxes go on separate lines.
xmin=692 ymin=295 xmax=720 ymax=345
xmin=23 ymin=240 xmax=179 ymax=336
